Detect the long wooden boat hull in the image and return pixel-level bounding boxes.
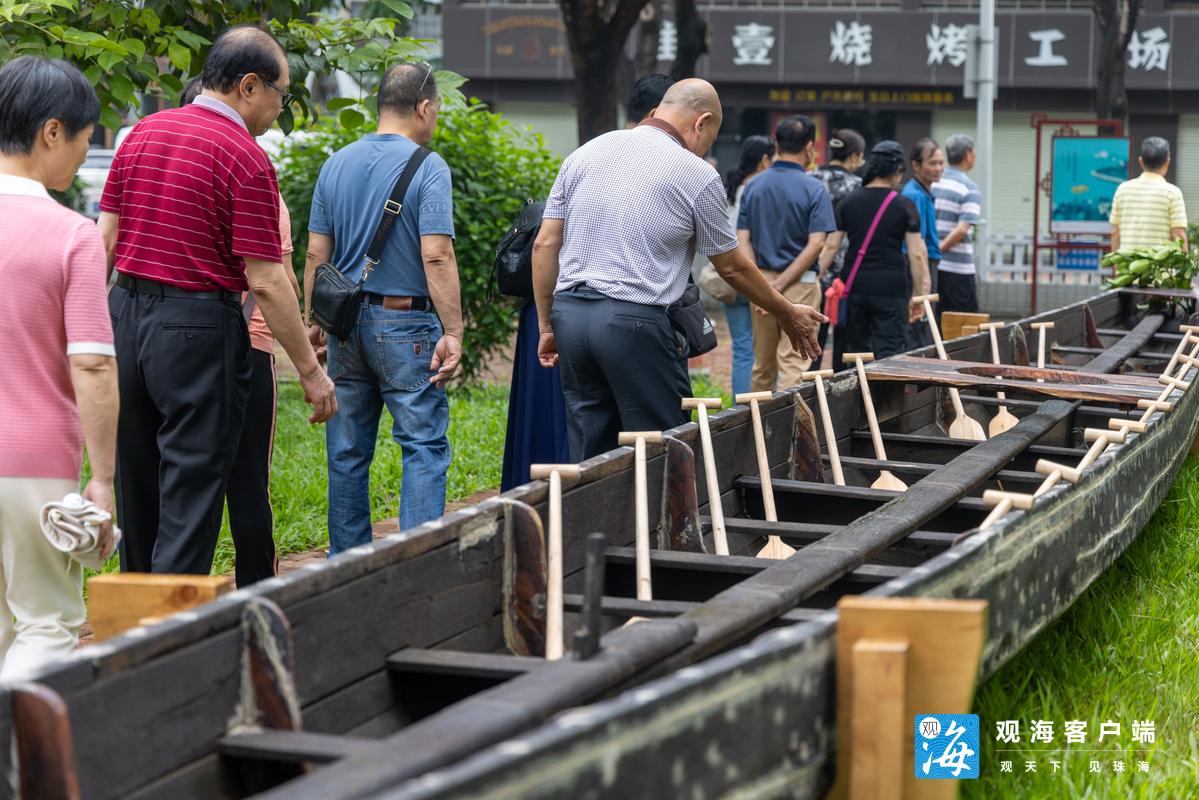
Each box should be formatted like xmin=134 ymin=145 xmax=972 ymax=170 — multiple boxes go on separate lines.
xmin=0 ymin=290 xmax=1191 ymax=799
xmin=378 ymin=332 xmax=1199 ymax=799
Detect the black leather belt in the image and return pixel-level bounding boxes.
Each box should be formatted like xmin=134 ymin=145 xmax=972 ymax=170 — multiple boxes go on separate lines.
xmin=363 ymin=292 xmax=432 ymax=312
xmin=116 ymin=273 xmax=241 ymax=303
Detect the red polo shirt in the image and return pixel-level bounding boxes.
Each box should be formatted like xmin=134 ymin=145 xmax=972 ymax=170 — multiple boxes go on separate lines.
xmin=100 ymin=104 xmax=282 ymax=291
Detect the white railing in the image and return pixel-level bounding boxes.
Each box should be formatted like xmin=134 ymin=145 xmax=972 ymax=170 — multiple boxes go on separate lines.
xmin=981 ymin=230 xmax=1108 ymax=288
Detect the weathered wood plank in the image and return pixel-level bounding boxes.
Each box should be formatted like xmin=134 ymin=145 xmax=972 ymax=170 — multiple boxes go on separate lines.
xmin=867 ymin=355 xmax=1164 ymax=404
xmin=561 ymin=594 xmax=821 ymax=625
xmin=251 ymin=619 xmax=699 ymax=799
xmin=217 ymin=731 xmax=369 ymax=764
xmin=386 ymin=649 xmax=542 ymax=682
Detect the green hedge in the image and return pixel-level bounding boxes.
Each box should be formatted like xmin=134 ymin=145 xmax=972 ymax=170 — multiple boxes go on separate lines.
xmin=276 ymin=103 xmax=561 ymax=382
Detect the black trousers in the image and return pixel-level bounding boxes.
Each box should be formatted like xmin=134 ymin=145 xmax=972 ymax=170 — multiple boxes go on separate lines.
xmin=847 ymin=293 xmax=909 ymax=360
xmin=906 ymin=258 xmax=939 ymax=350
xmin=227 ymin=348 xmax=277 ymax=586
xmin=939 ymin=270 xmax=979 ymax=314
xmin=551 ymin=286 xmax=691 ymax=460
xmin=110 ymin=284 xmax=252 ymax=574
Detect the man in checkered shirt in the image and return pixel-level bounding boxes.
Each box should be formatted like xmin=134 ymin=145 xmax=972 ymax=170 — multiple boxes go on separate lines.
xmin=532 ymin=79 xmax=826 ymax=459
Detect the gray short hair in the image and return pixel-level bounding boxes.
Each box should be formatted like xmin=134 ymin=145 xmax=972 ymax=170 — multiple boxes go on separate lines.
xmin=1141 ymin=137 xmax=1171 ymax=170
xmin=944 ymin=134 xmax=974 ymax=166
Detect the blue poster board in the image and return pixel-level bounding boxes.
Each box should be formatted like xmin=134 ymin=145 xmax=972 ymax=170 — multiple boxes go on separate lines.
xmin=1050 ymin=137 xmax=1129 ymax=234
xmin=1057 ymin=248 xmax=1102 ymax=270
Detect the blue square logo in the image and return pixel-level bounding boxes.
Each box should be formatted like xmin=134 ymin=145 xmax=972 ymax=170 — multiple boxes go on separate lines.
xmin=914 ymin=714 xmax=980 ymax=779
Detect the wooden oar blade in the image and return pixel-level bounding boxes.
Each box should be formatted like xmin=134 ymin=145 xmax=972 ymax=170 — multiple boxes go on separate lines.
xmin=949 ymin=413 xmax=987 ymax=441
xmin=870 ymin=470 xmax=908 ymax=492
xmin=755 ymin=536 xmax=797 ymax=560
xmin=988 ymin=408 xmax=1019 ymax=437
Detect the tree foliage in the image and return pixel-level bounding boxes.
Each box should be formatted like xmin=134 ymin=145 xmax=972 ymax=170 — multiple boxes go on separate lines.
xmin=0 ymin=0 xmax=462 ymax=132
xmin=275 ymin=104 xmax=561 ymax=383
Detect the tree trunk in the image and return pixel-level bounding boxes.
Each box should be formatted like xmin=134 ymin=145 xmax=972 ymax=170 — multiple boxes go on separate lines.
xmin=1094 ymin=0 xmax=1140 ymax=124
xmin=560 ymin=0 xmax=650 ymax=144
xmin=669 ymin=0 xmax=707 ymax=80
xmin=632 ymin=0 xmax=661 ymax=78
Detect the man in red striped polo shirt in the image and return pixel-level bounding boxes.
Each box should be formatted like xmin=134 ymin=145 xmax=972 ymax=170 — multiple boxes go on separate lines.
xmin=98 ymin=26 xmax=335 ymax=575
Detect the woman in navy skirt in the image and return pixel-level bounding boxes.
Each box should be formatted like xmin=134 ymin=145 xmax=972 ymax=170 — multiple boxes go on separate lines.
xmin=501 ymin=301 xmax=570 ymax=490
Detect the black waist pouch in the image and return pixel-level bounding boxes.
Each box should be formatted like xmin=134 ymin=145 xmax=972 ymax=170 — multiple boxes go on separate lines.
xmin=666 ymin=281 xmax=717 ymax=358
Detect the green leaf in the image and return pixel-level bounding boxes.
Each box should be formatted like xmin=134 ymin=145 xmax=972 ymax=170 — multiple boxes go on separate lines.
xmin=99 ymin=106 xmax=123 ymax=131
xmin=121 ymin=38 xmax=145 ymax=61
xmin=158 ymin=72 xmax=183 ymax=93
xmin=325 ymin=97 xmax=358 ymax=112
xmin=338 ymin=108 xmax=365 ymax=130
xmin=380 ymin=0 xmax=414 ymax=20
xmin=167 ymin=42 xmax=190 ymax=72
xmin=108 ymin=73 xmax=135 ymax=105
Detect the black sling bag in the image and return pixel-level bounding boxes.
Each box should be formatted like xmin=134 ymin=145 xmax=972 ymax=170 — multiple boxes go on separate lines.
xmin=309 ymin=146 xmax=431 ymax=340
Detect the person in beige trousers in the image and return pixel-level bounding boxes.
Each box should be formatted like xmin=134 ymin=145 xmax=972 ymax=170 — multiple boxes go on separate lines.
xmin=737 ymin=114 xmax=835 ymax=391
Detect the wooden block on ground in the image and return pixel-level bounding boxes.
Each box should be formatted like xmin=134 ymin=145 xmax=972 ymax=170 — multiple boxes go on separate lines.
xmin=941 ymin=312 xmax=989 ymax=340
xmin=832 ymin=597 xmax=987 ymax=800
xmin=87 ymin=574 xmax=234 ymax=641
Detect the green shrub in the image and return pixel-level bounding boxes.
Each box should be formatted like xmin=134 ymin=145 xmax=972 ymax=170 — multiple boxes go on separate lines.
xmin=275 ymin=103 xmax=561 ymax=382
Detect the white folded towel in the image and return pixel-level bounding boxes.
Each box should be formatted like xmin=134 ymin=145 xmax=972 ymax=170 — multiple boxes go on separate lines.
xmin=39 ymin=493 xmax=122 ymax=570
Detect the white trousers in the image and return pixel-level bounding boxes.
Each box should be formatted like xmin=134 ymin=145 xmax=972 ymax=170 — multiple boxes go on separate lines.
xmin=0 ymin=477 xmax=84 ymax=682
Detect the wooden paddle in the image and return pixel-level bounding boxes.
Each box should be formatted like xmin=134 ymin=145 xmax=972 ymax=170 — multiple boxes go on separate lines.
xmin=682 ymin=397 xmax=729 ymax=555
xmin=800 ymin=370 xmax=845 ymax=486
xmin=914 ymin=293 xmax=986 ymax=441
xmin=617 ymin=431 xmax=662 ymax=625
xmin=1031 ymin=321 xmax=1054 ymax=383
xmin=734 ymin=392 xmax=796 ymax=560
xmin=528 ymin=462 xmax=581 ymax=660
xmin=841 ymin=353 xmax=906 ymax=491
xmin=979 ymin=322 xmax=1018 ymax=436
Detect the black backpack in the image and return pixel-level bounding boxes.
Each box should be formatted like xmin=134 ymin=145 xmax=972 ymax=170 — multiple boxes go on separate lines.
xmin=491 ymin=198 xmax=544 ymax=300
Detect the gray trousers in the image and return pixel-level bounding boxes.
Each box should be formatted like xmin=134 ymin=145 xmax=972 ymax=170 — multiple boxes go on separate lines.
xmin=551 ymin=286 xmax=691 ymax=460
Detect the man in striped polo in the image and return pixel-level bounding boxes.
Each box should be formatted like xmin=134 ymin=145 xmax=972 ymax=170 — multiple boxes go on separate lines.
xmin=933 ymin=134 xmax=982 ymax=314
xmin=1110 ymin=137 xmax=1188 ymax=253
xmin=98 ymin=26 xmax=335 ymax=575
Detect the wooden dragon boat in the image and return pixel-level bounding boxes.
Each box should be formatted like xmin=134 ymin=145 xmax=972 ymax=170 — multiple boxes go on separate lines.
xmin=4 ymin=289 xmax=1196 ymax=799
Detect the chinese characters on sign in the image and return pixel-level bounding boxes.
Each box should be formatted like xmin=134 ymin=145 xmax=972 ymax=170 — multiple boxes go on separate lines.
xmin=657 ymin=19 xmax=678 ymax=64
xmin=830 ymin=21 xmax=873 ymax=67
xmin=733 ymin=23 xmax=775 ymax=66
xmin=915 ymin=714 xmax=980 ymax=780
xmin=1128 ymin=27 xmax=1170 ymax=72
xmin=926 ymin=23 xmax=970 ymax=68
xmin=1026 ymin=29 xmax=1068 ymax=67
xmin=994 ymin=719 xmax=1155 ymax=745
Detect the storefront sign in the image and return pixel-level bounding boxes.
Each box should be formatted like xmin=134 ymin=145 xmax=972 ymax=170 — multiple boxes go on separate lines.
xmin=443 ymin=4 xmax=1199 ymax=91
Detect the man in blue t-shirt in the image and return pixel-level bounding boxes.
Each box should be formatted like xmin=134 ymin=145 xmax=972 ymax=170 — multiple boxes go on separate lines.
xmin=306 ymin=63 xmax=463 ymax=553
xmin=903 ymin=138 xmax=944 ymax=347
xmin=738 ymin=114 xmax=835 ymax=391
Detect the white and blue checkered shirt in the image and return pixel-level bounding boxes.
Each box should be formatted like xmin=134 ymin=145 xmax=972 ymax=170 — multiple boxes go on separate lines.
xmin=544 ymin=125 xmax=739 ymax=307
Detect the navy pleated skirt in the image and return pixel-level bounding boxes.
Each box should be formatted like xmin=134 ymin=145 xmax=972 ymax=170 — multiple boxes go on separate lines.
xmin=501 ymin=302 xmax=570 ymax=491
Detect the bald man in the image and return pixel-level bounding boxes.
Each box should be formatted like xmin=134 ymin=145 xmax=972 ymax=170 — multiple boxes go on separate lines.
xmin=532 ymin=79 xmax=826 ymax=459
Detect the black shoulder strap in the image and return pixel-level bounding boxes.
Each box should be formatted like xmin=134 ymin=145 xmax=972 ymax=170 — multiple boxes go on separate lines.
xmin=362 ymin=146 xmax=432 ymax=274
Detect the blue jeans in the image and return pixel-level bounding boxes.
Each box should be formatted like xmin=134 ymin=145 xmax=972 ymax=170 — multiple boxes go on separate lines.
xmin=722 ymin=297 xmax=754 ymax=396
xmin=325 ymin=305 xmax=450 ymax=555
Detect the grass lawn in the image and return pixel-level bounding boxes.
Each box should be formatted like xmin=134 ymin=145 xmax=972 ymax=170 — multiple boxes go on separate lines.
xmin=204 ymin=380 xmax=510 ymax=574
xmin=963 ymin=457 xmax=1199 ymax=798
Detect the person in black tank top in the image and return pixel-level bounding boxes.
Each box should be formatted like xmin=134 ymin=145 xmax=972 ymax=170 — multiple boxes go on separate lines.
xmin=817 ymin=141 xmax=930 ymax=360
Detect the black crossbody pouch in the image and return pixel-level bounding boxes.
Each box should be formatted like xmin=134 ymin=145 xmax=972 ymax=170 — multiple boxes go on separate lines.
xmin=310 ymin=146 xmax=431 ymax=340
xmin=666 ymin=280 xmax=718 ymax=358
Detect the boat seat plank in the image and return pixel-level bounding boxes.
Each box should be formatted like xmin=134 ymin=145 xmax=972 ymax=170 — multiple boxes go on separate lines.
xmin=848 ymin=431 xmax=1087 ymax=471
xmin=712 ymin=516 xmax=955 ymax=566
xmin=560 ymin=593 xmax=820 ymax=625
xmin=385 ymin=649 xmax=543 ymax=682
xmin=822 ymin=455 xmax=1043 ymax=486
xmin=1053 ymin=345 xmax=1175 ymax=360
xmin=604 ymin=547 xmax=906 ymax=585
xmin=866 ymin=355 xmax=1164 ymax=405
xmin=216 ymin=731 xmax=370 ymax=764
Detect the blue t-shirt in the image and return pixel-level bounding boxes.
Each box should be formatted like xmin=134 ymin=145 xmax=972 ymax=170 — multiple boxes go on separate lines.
xmin=737 ymin=161 xmax=836 ymax=275
xmin=901 ymin=178 xmax=942 ymax=262
xmin=309 ymin=134 xmax=455 ymax=296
